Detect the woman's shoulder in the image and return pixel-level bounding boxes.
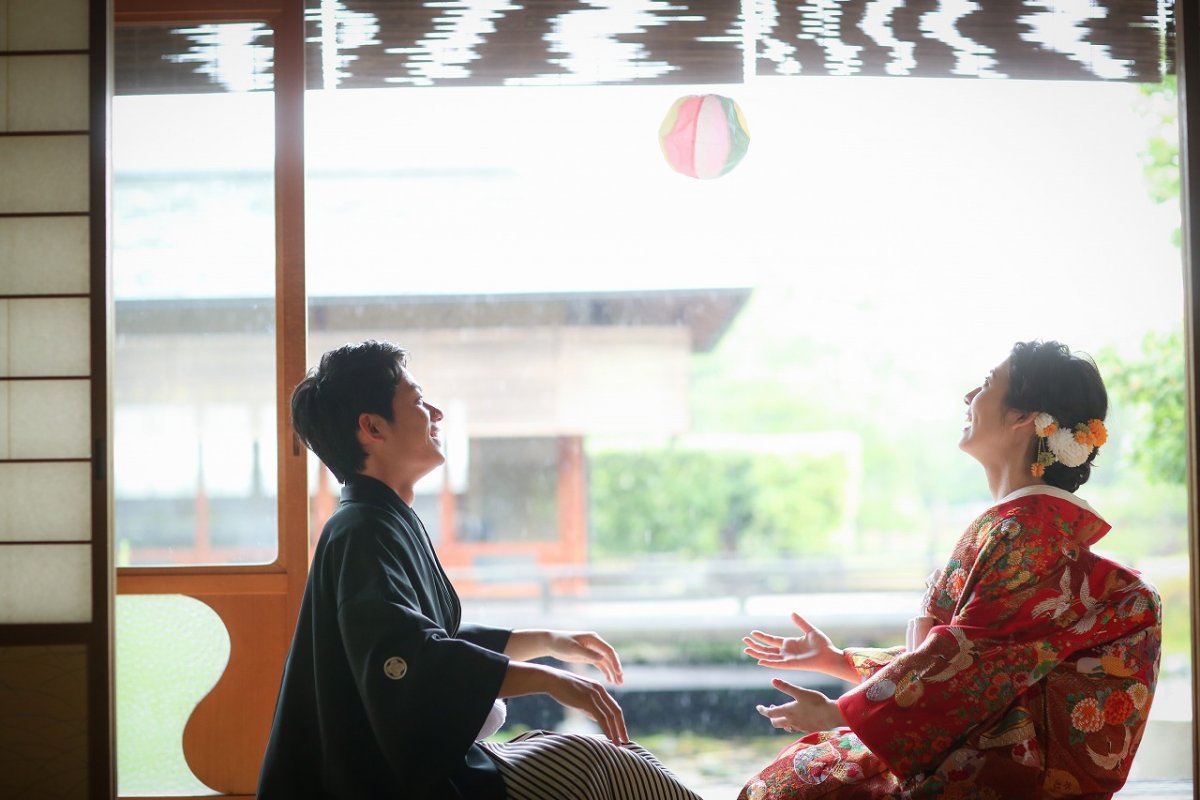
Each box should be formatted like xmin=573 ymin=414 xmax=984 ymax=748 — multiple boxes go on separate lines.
xmin=971 ymin=490 xmax=1109 ymax=547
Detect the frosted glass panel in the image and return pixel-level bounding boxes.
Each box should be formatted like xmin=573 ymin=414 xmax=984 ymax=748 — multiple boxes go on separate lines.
xmin=0 ymin=135 xmax=88 ymax=213
xmin=0 ymin=217 xmax=90 ymax=294
xmin=0 ymin=462 xmax=90 ymax=541
xmin=5 ymin=55 xmax=89 ymax=132
xmin=116 ymin=595 xmax=227 ymax=796
xmin=7 ymin=0 xmax=89 ymax=51
xmin=2 ymin=379 xmax=90 ymax=458
xmin=0 ymin=298 xmax=90 ymax=376
xmin=0 ymin=543 xmax=90 ymax=622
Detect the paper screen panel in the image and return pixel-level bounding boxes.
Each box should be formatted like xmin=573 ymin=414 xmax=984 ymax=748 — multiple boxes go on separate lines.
xmin=0 ymin=462 xmax=90 ymax=541
xmin=5 ymin=0 xmax=90 ymax=51
xmin=0 ymin=544 xmax=90 ymax=623
xmin=0 ymin=217 xmax=90 ymax=294
xmin=0 ymin=379 xmax=91 ymax=459
xmin=0 ymin=135 xmax=89 ymax=213
xmin=0 ymin=298 xmax=91 ymax=377
xmin=2 ymin=55 xmax=90 ymax=132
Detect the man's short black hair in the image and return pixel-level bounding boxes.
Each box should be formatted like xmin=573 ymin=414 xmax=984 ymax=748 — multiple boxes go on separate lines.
xmin=290 ymin=340 xmax=408 ymax=483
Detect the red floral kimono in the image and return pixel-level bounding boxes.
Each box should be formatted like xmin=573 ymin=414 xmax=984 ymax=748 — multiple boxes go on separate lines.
xmin=739 ymin=486 xmax=1161 ymax=800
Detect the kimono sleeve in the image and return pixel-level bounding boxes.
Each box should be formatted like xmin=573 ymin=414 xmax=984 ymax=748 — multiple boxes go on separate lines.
xmin=836 ymin=512 xmax=1144 ymax=780
xmin=842 ymin=646 xmax=905 ymax=683
xmin=333 ymin=526 xmax=510 ymax=792
xmin=457 ymin=623 xmax=512 ymax=654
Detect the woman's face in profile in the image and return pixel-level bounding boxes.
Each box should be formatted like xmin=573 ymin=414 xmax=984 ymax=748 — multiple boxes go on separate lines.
xmin=959 ymin=358 xmax=1018 ymax=461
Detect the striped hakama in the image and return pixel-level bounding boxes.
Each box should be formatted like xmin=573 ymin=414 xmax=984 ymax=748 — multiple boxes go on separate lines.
xmin=480 ymin=730 xmax=704 ymax=800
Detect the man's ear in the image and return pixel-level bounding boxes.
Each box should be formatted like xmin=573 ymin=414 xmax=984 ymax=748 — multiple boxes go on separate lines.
xmin=356 ymin=412 xmax=383 ymax=443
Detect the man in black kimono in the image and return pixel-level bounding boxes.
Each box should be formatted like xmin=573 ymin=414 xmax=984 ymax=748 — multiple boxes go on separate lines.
xmin=258 ymin=341 xmax=635 ymax=799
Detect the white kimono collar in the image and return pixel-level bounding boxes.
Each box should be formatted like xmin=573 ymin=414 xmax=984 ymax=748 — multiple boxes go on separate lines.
xmin=996 ymin=483 xmax=1105 ymax=523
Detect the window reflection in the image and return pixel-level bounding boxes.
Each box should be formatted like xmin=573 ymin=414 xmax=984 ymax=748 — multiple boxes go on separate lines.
xmin=114 ymin=25 xmax=277 ymax=566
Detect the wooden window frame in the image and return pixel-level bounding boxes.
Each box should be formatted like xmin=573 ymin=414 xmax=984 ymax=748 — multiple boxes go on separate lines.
xmin=106 ymin=0 xmax=1200 ymax=794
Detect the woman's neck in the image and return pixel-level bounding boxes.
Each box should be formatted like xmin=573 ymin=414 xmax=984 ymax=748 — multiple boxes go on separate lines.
xmin=983 ymin=460 xmax=1046 ymax=501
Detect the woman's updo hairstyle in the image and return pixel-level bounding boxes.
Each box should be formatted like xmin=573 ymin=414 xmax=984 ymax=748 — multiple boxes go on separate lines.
xmin=1004 ymin=340 xmax=1108 ymax=492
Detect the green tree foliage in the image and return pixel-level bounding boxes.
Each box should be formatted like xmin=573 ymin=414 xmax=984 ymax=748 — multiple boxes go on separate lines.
xmin=1106 ymin=79 xmax=1187 ymax=486
xmin=588 ymin=449 xmax=846 ymax=559
xmin=1138 ymin=76 xmax=1180 ymax=245
xmin=1106 ymin=330 xmax=1187 ymax=485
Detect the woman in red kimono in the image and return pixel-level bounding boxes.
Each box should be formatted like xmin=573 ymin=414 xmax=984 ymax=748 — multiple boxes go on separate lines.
xmin=738 ymin=340 xmax=1162 ymax=799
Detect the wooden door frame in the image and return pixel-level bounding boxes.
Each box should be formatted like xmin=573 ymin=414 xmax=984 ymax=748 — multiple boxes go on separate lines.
xmin=1175 ymin=0 xmax=1200 ymax=787
xmin=111 ymin=1 xmax=305 ymax=796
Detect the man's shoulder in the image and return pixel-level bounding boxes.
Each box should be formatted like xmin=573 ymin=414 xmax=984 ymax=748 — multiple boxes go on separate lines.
xmin=327 ymin=497 xmax=412 ymax=534
xmin=315 ymin=500 xmax=418 ymax=561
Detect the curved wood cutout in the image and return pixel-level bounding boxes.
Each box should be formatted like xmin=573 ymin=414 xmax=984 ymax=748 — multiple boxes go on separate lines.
xmin=183 ymin=592 xmax=289 ymax=795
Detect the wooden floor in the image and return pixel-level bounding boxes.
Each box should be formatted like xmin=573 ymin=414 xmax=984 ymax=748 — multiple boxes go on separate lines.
xmin=686 ymin=777 xmax=1194 ymax=799
xmin=1116 ymin=781 xmax=1194 ymax=798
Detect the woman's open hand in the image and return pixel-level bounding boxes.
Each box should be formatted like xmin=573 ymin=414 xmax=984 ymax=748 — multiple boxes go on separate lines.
xmin=754 ymin=678 xmax=845 ymax=735
xmin=743 ymin=612 xmax=846 ymax=677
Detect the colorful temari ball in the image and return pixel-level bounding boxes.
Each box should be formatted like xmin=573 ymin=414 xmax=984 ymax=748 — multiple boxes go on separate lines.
xmin=658 ymin=94 xmax=750 ymax=179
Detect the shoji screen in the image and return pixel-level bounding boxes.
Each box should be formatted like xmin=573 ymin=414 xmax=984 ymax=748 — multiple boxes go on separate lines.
xmin=0 ymin=0 xmax=112 ymax=798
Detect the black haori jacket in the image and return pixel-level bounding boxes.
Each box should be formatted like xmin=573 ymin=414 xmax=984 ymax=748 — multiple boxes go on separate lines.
xmin=258 ymin=474 xmax=511 ymax=799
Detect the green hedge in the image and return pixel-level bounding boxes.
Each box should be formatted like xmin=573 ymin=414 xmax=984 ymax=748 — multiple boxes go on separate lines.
xmin=588 ymin=449 xmax=847 ymax=559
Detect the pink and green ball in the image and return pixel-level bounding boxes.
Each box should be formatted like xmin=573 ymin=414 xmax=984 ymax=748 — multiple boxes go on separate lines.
xmin=659 ymin=94 xmax=750 ymax=179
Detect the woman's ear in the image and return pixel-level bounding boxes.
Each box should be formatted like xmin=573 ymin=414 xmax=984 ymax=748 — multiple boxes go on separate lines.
xmin=1010 ymin=410 xmax=1038 ymax=431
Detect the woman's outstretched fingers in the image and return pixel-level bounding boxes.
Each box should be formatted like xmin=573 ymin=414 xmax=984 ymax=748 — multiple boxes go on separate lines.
xmin=748 ymin=630 xmax=783 ymax=645
xmin=772 ymin=678 xmax=804 ymax=699
xmin=744 ymin=632 xmax=784 ymax=661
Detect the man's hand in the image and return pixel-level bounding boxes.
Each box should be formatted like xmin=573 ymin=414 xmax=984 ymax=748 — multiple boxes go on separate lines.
xmin=544 ymin=631 xmax=624 ymax=685
xmin=499 ymin=661 xmax=629 ymax=744
xmin=743 ymin=612 xmax=856 ymax=682
xmin=754 ymin=678 xmax=845 ymax=735
xmin=506 ymin=629 xmax=624 ymax=685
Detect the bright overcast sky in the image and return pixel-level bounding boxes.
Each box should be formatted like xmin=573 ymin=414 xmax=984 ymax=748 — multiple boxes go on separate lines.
xmin=113 ymin=76 xmax=1182 ymax=358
